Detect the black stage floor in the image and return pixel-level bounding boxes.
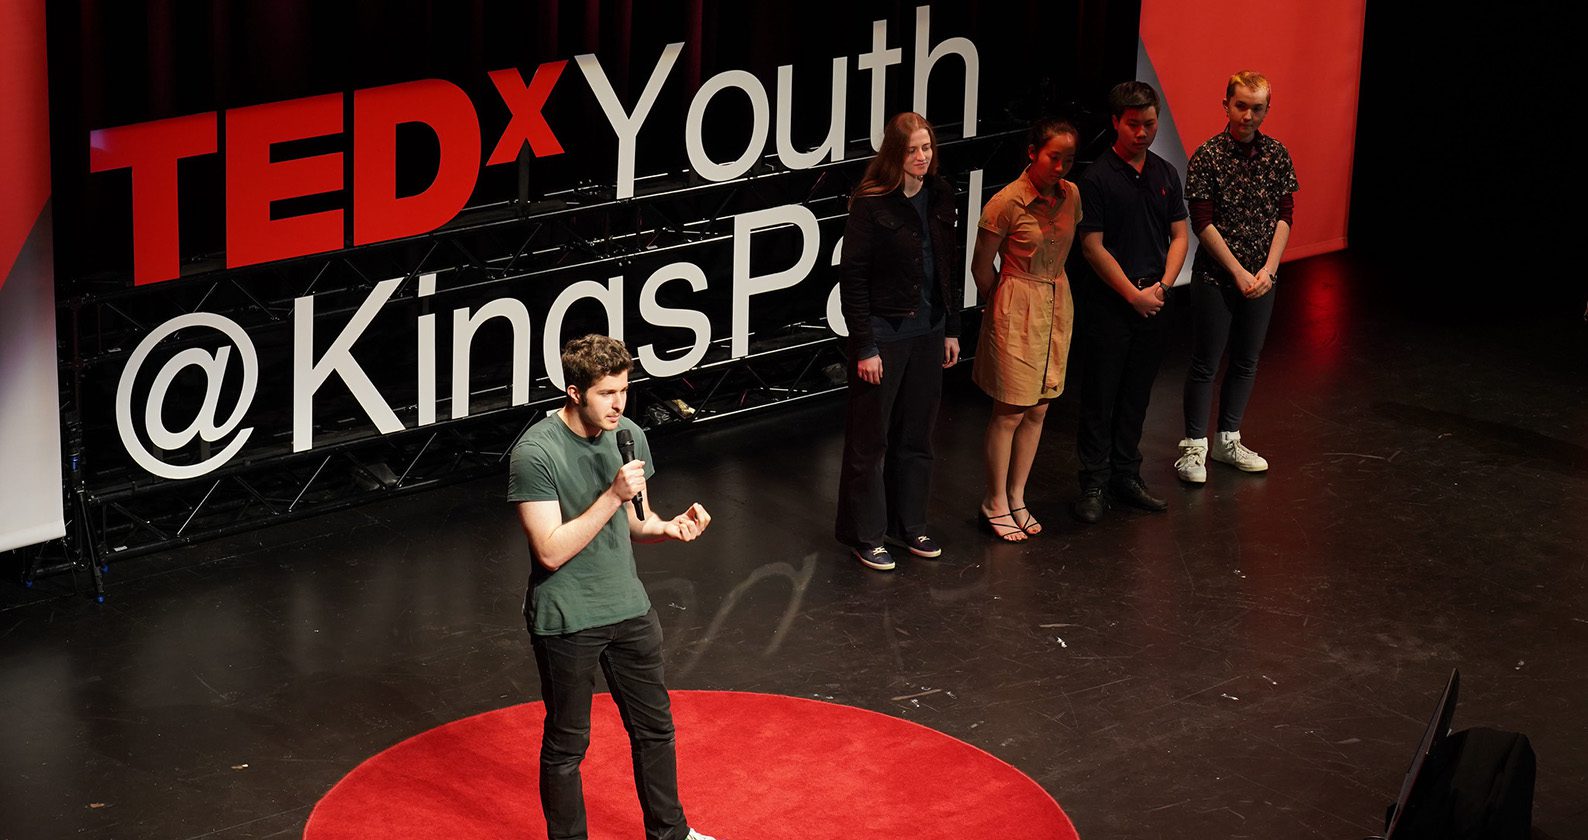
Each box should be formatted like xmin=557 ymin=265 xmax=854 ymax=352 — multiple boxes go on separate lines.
xmin=4 ymin=251 xmax=1586 ymax=840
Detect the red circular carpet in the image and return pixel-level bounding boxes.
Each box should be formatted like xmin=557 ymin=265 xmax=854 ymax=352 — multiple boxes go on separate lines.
xmin=305 ymin=690 xmax=1078 ymax=839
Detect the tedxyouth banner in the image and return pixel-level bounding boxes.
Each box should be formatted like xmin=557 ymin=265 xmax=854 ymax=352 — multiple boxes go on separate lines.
xmin=1 ymin=0 xmax=66 ymax=553
xmin=55 ymin=2 xmax=1104 ymax=490
xmin=16 ymin=1 xmax=1363 ymax=551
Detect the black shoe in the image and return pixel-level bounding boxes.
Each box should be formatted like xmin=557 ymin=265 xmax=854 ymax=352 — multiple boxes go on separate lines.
xmin=1071 ymin=488 xmax=1106 ymax=524
xmin=886 ymin=534 xmax=943 ymax=558
xmin=852 ymin=544 xmax=896 ymax=571
xmin=1111 ymin=476 xmax=1168 ymax=512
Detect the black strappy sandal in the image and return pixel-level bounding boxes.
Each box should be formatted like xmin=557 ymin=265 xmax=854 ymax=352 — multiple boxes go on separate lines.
xmin=978 ymin=510 xmax=1027 ymax=542
xmin=1010 ymin=506 xmax=1042 ymax=536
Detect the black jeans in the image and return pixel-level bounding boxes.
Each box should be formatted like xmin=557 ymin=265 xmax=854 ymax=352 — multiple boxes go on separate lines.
xmin=834 ymin=328 xmax=944 ymax=548
xmin=1183 ymin=281 xmax=1276 ymax=439
xmin=1074 ymin=285 xmax=1174 ymax=491
xmin=530 ymin=609 xmax=689 ymax=840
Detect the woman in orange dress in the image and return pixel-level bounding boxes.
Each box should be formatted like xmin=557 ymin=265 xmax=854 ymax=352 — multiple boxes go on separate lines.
xmin=971 ymin=119 xmax=1081 ymax=541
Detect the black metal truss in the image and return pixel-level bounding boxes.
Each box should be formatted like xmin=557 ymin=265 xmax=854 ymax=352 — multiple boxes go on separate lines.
xmin=27 ymin=323 xmax=852 ymax=579
xmin=39 ymin=128 xmax=1026 ymax=586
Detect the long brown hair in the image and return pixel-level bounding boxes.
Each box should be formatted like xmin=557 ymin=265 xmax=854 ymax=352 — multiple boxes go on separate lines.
xmin=850 ymin=112 xmax=940 ymax=208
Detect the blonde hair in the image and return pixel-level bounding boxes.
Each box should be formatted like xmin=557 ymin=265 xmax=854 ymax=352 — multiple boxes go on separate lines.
xmin=1225 ymin=71 xmax=1271 ymax=100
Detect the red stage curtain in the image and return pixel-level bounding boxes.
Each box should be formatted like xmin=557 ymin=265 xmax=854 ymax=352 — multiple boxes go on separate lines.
xmin=1141 ymin=0 xmax=1366 ymax=261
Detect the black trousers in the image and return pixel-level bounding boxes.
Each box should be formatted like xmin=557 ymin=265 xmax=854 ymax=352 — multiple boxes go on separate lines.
xmin=834 ymin=328 xmax=944 ymax=548
xmin=530 ymin=609 xmax=689 ymax=840
xmin=1074 ymin=286 xmax=1175 ymax=491
xmin=1183 ymin=281 xmax=1276 ymax=439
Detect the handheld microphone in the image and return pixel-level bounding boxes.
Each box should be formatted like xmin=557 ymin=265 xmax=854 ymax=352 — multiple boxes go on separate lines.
xmin=615 ymin=428 xmax=644 ymax=516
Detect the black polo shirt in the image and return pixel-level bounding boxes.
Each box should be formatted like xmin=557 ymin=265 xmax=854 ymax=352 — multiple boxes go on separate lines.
xmin=1075 ymin=148 xmax=1187 ymax=282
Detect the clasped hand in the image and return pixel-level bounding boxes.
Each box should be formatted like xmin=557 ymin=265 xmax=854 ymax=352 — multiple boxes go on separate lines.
xmin=1134 ymin=283 xmax=1166 ymax=318
xmin=1238 ymin=268 xmax=1274 ymax=299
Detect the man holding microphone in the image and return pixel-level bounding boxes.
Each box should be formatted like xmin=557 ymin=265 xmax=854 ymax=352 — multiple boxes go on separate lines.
xmin=509 ymin=333 xmax=716 ymax=840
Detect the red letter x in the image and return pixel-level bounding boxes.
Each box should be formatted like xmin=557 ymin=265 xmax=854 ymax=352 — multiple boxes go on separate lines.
xmin=486 ymin=61 xmax=566 ymax=165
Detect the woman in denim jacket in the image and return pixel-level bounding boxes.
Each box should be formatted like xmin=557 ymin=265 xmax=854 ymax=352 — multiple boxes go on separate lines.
xmin=834 ymin=112 xmax=961 ymax=571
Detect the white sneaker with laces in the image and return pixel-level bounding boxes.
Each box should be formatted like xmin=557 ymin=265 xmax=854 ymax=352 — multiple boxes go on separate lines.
xmin=686 ymin=829 xmax=718 ymax=840
xmin=1175 ymin=438 xmax=1208 ymax=483
xmin=1211 ymin=430 xmax=1268 ymax=472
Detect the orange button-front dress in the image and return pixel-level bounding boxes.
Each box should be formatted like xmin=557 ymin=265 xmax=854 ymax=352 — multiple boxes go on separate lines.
xmin=971 ymin=172 xmax=1083 ymax=406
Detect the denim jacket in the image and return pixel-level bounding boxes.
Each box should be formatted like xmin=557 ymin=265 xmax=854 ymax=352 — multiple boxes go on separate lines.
xmin=838 ymin=175 xmax=961 ymax=354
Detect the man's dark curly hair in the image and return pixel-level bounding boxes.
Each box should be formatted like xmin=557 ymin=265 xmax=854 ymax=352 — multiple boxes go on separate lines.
xmin=562 ymin=334 xmax=632 ymax=392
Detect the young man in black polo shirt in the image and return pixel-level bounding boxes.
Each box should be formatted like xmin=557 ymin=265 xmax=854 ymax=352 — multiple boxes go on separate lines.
xmin=1072 ymin=81 xmax=1189 ymax=523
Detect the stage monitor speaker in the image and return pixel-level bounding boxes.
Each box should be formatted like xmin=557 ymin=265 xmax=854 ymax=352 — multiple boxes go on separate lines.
xmin=1380 ymin=669 xmax=1536 ymax=840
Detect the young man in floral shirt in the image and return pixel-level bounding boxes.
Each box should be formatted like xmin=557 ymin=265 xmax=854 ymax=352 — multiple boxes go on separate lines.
xmin=1175 ymin=71 xmax=1299 ymax=483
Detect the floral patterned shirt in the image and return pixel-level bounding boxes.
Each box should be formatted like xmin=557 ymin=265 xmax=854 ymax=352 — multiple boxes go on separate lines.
xmin=1186 ymin=130 xmax=1298 ymax=286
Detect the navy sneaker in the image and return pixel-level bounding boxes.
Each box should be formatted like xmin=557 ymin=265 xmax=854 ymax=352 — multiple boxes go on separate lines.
xmin=853 ymin=544 xmax=896 ymax=571
xmin=886 ymin=534 xmax=942 ymax=558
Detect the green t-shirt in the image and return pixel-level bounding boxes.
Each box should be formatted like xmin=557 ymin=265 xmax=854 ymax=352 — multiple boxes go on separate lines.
xmin=507 ymin=413 xmax=654 ymax=635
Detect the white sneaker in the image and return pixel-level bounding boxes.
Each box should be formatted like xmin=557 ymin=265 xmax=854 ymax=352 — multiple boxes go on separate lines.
xmin=686 ymin=830 xmax=718 ymax=840
xmin=1211 ymin=431 xmax=1269 ymax=472
xmin=1175 ymin=438 xmax=1208 ymax=483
